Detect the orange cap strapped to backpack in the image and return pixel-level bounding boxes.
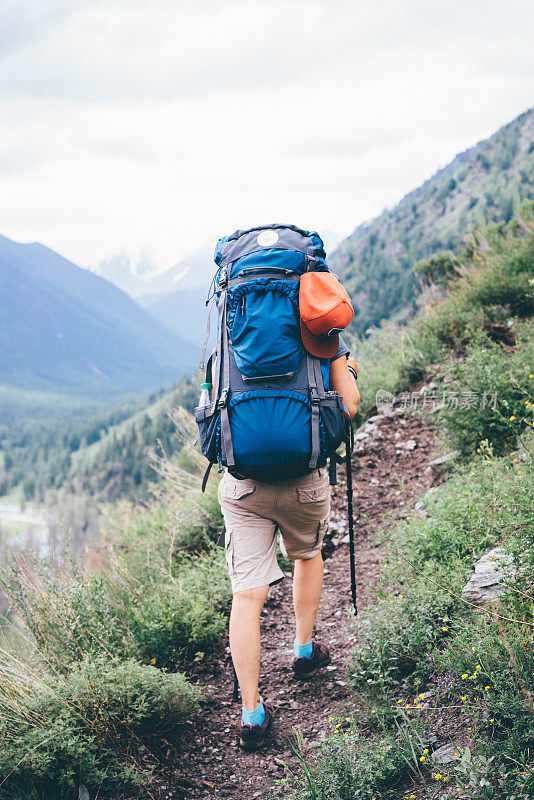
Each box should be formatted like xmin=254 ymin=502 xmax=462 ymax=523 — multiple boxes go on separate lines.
xmin=299 ymin=271 xmax=354 ymax=358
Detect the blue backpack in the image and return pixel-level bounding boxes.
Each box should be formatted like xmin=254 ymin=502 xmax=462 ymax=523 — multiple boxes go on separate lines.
xmin=196 ymin=224 xmax=346 ymax=485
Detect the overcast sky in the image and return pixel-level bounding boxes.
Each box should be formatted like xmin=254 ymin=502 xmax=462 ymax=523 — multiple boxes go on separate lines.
xmin=1 ymin=0 xmax=533 ymax=267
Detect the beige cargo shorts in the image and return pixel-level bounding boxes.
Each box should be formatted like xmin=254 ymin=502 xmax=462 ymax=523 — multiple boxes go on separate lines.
xmin=217 ymin=467 xmax=331 ymax=594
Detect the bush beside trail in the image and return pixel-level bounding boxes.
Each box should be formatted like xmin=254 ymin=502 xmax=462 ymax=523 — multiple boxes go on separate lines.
xmin=276 ymin=210 xmax=534 ymax=799
xmin=0 ymin=446 xmax=231 ymax=798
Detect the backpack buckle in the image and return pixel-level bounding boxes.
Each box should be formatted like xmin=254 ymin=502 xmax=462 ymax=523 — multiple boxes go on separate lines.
xmin=310 ymin=390 xmax=320 ymax=405
xmin=218 ymin=388 xmax=229 ymax=408
xmin=219 ymin=267 xmax=228 ymax=288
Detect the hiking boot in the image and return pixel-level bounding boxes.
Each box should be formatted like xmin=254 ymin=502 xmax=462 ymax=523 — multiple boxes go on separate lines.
xmin=239 ymin=705 xmax=272 ymax=751
xmin=292 ymin=641 xmax=330 ymax=679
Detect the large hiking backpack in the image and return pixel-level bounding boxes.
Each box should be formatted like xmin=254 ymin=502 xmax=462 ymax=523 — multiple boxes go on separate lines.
xmin=195 ymin=224 xmax=346 ymax=484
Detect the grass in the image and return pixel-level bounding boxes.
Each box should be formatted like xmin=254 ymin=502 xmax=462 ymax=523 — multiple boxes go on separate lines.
xmin=277 ymin=209 xmax=534 ymax=800
xmin=0 ymin=428 xmax=231 ymax=798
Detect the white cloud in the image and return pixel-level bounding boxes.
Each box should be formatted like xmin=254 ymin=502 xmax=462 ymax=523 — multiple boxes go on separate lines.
xmin=0 ymin=0 xmax=532 ymax=266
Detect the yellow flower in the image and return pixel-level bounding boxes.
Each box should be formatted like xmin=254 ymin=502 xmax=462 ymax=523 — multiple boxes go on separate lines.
xmin=509 ymin=415 xmax=515 ymax=421
xmin=399 ymin=594 xmax=404 ymax=599
xmin=476 ymin=664 xmax=481 ymax=671
xmin=420 ymin=756 xmax=427 ymax=762
xmin=434 ymin=773 xmax=442 ymax=780
xmin=397 ymin=699 xmax=403 ymax=704
xmin=443 ymin=776 xmax=450 ymax=782
xmin=485 ymin=686 xmax=490 ymax=691
xmin=461 ymin=673 xmax=468 ymax=679
xmin=490 ymin=718 xmax=494 ymax=723
xmin=472 ymin=647 xmax=476 ymax=652
xmin=419 ymin=694 xmax=425 ymax=699
xmin=442 ymin=626 xmax=448 ymax=631
xmin=467 ymin=727 xmax=471 ymax=731
xmin=423 ymin=748 xmax=429 ymax=754
xmin=461 ymin=695 xmax=467 ymax=701
xmin=371 ymin=709 xmax=376 ymax=714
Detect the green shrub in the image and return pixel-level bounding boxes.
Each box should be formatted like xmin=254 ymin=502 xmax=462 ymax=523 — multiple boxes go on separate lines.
xmin=400 ymin=211 xmax=534 ymax=381
xmin=122 ymin=552 xmax=229 ymax=668
xmin=348 ymin=451 xmax=533 ymax=693
xmin=0 ymin=656 xmax=200 ymax=798
xmin=0 ymin=486 xmax=231 ymax=673
xmin=274 ymin=724 xmax=431 ymax=800
xmin=435 ymin=321 xmax=534 ymax=456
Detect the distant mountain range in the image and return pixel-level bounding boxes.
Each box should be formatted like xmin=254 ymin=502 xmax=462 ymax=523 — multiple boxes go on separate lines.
xmin=0 ymin=235 xmax=198 ymax=397
xmin=330 ymin=107 xmax=534 ymax=335
xmin=92 ymin=232 xmax=345 ymax=347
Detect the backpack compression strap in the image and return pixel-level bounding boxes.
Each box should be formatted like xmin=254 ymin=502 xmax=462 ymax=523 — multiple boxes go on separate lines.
xmin=217 ymin=287 xmax=235 ymax=467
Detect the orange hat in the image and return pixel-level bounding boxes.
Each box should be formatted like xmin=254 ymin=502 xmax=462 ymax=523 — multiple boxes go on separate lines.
xmin=299 ymin=271 xmax=354 ymax=358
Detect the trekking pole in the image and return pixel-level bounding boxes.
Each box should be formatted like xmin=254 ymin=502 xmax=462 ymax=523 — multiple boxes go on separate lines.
xmin=345 ymin=423 xmax=358 ymax=615
xmin=232 ymin=664 xmax=239 ymax=702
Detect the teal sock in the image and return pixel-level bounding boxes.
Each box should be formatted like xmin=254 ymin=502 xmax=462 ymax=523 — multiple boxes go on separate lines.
xmin=242 ymin=700 xmax=265 ymax=727
xmin=294 ymin=638 xmax=313 ymax=658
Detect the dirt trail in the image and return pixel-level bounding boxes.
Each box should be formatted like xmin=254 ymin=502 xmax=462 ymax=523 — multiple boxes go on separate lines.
xmin=169 ymin=401 xmax=441 ymax=800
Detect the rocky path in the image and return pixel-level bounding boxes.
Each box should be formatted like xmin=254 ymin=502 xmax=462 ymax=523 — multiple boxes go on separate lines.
xmin=168 ymin=400 xmax=442 ymax=800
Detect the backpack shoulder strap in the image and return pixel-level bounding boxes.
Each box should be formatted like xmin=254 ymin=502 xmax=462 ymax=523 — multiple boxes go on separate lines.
xmin=216 ymin=289 xmax=235 ymax=467
xmin=307 ymin=353 xmax=326 ymax=469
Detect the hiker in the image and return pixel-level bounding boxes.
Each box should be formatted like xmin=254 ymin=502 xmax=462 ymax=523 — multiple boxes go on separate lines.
xmin=196 ymin=225 xmax=360 ymax=750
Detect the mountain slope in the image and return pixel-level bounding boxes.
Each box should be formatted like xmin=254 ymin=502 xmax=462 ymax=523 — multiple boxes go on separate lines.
xmin=331 ymin=107 xmax=534 ymax=335
xmin=93 ymin=244 xmax=214 ymax=299
xmin=0 ymin=235 xmax=197 ymax=396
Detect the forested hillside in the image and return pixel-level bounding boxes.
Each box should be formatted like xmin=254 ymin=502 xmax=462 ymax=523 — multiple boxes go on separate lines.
xmin=0 ymin=375 xmax=198 ymax=504
xmin=332 ymin=107 xmax=534 ymax=335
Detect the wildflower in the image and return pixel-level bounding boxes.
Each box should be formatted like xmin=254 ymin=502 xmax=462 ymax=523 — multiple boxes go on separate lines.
xmin=461 ymin=695 xmax=467 ymax=701
xmin=442 ymin=626 xmax=448 ymax=631
xmin=434 ymin=773 xmax=442 ymax=780
xmin=467 ymin=727 xmax=471 ymax=731
xmin=461 ymin=673 xmax=468 ymax=679
xmin=399 ymin=594 xmax=404 ymax=599
xmin=472 ymin=647 xmax=476 ymax=652
xmin=397 ymin=699 xmax=403 ymax=704
xmin=443 ymin=776 xmax=450 ymax=782
xmin=423 ymin=748 xmax=429 ymax=754
xmin=490 ymin=718 xmax=494 ymax=723
xmin=419 ymin=693 xmax=425 ymax=699
xmin=371 ymin=709 xmax=376 ymax=714
xmin=509 ymin=415 xmax=515 ymax=421
xmin=485 ymin=686 xmax=490 ymax=691
xmin=420 ymin=756 xmax=427 ymax=762
xmin=476 ymin=665 xmax=481 ymax=671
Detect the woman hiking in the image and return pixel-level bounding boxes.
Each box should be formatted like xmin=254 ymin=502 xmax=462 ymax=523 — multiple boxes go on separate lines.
xmin=195 ymin=224 xmax=360 ymax=750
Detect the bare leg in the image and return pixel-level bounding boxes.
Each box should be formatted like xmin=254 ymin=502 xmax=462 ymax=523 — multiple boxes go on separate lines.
xmin=229 ymin=585 xmax=269 ymax=711
xmin=293 ymin=551 xmax=324 ymax=644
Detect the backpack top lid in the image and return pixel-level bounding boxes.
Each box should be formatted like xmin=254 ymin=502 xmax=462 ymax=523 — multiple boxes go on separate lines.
xmin=214 ymin=224 xmax=326 ymax=269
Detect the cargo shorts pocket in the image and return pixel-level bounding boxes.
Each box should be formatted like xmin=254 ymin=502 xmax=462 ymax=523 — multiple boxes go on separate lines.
xmin=219 ymin=475 xmax=257 ymax=503
xmin=297 ymin=484 xmax=330 ymax=504
xmin=224 ymin=526 xmax=234 ymax=575
xmin=314 ymin=516 xmax=329 ymax=548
